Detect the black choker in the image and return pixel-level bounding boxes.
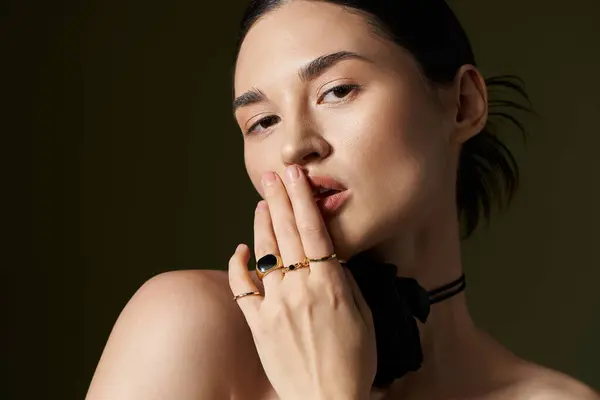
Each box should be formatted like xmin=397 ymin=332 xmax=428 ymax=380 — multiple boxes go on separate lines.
xmin=341 ymin=252 xmax=466 ymax=389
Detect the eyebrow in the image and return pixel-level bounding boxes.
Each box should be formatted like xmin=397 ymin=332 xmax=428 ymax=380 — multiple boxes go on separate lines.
xmin=232 ymin=50 xmax=371 ymax=115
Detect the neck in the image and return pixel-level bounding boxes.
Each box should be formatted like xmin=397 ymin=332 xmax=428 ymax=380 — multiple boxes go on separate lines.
xmin=366 ymin=203 xmax=497 ymax=398
xmin=366 ymin=200 xmax=464 ymax=290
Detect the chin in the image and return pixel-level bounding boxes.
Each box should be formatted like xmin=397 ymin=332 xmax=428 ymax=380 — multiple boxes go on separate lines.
xmin=324 ymin=208 xmax=390 ymax=263
xmin=324 ymin=195 xmax=419 ymax=262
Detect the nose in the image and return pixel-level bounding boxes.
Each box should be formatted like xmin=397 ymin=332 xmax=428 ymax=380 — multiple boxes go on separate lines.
xmin=280 ymin=118 xmax=331 ymax=167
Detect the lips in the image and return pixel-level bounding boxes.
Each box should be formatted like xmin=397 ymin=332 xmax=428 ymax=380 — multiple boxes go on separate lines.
xmin=307 ymin=175 xmax=347 ymax=199
xmin=313 ymin=189 xmax=339 ymax=200
xmin=317 ymin=189 xmax=351 ymax=216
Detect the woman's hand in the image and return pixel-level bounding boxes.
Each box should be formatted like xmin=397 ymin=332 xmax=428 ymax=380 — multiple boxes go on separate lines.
xmin=228 ymin=165 xmax=377 ymax=400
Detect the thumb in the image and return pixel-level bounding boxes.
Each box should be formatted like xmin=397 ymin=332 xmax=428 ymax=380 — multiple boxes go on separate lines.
xmin=228 ymin=244 xmax=262 ymax=319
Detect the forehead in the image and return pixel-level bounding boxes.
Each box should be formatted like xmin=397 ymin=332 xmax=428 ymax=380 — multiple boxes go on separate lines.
xmin=234 ymin=1 xmax=392 ymax=95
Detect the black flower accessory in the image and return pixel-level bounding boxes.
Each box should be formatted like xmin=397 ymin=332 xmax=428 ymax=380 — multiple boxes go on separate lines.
xmin=343 ymin=252 xmax=466 ymax=389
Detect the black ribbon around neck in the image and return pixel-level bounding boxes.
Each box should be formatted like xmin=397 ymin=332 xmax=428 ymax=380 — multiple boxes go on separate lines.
xmin=342 ymin=252 xmax=466 ymax=389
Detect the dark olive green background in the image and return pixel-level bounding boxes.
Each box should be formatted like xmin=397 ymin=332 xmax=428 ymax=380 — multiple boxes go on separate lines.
xmin=3 ymin=0 xmax=599 ymax=398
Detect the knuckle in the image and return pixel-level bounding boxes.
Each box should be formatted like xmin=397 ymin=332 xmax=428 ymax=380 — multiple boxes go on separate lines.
xmin=321 ymin=284 xmax=346 ymax=309
xmin=280 ymin=221 xmax=299 ymax=237
xmin=255 ymin=247 xmax=273 ymax=258
xmin=296 ymin=221 xmax=323 ymax=236
xmin=328 ymin=291 xmax=343 ymax=309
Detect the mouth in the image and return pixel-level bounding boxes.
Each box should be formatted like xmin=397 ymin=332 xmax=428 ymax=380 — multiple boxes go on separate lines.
xmin=307 ymin=175 xmax=347 ymax=200
xmin=312 ymin=187 xmax=344 ymax=200
xmin=316 ymin=189 xmax=351 ymax=216
xmin=306 ymin=174 xmax=350 ymax=215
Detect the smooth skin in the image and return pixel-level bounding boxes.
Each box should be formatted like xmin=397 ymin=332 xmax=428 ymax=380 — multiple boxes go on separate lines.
xmin=86 ymin=1 xmax=600 ymax=399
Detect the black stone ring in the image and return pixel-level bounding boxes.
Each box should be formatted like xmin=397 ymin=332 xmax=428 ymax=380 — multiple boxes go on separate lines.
xmin=283 ymin=258 xmax=310 ymax=274
xmin=256 ymin=253 xmax=284 ymax=281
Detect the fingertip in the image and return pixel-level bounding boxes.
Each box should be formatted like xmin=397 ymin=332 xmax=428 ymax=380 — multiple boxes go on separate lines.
xmin=240 ymin=243 xmax=253 ymax=263
xmin=229 ymin=244 xmax=247 ymax=271
xmin=229 ymin=244 xmax=251 ymax=283
xmin=236 ymin=243 xmax=251 ymax=257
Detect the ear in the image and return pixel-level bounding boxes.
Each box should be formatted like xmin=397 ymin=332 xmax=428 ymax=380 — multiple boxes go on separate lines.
xmin=450 ymin=65 xmax=488 ymax=144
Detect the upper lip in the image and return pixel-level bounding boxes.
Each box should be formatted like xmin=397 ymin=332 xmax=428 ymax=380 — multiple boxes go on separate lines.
xmin=306 ymin=175 xmax=347 ymax=195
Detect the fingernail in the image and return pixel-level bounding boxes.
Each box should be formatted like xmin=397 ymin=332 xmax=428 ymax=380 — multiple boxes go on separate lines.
xmin=285 ymin=165 xmax=300 ymax=182
xmin=256 ymin=200 xmax=267 ymax=212
xmin=262 ymin=171 xmax=276 ymax=186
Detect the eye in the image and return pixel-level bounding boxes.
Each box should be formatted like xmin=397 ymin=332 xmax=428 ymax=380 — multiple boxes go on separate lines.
xmin=244 ymin=83 xmax=361 ymax=135
xmin=245 ymin=115 xmax=280 ymax=136
xmin=319 ymin=83 xmax=360 ymax=104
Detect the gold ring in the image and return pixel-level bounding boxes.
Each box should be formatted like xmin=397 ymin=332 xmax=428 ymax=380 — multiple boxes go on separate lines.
xmin=232 ymin=291 xmax=262 ymax=301
xmin=256 ymin=254 xmax=285 ymax=281
xmin=283 ymin=257 xmax=310 ymax=274
xmin=308 ymin=252 xmax=337 ymax=263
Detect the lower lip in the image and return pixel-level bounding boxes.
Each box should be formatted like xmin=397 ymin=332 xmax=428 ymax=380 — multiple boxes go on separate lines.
xmin=316 ymin=190 xmax=350 ymax=216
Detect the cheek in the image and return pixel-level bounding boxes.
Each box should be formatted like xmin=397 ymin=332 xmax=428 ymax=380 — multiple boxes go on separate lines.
xmin=244 ymin=145 xmax=275 ymax=197
xmin=353 ymin=104 xmax=428 ymax=175
xmin=244 ymin=149 xmax=262 ymax=194
xmin=349 ymin=95 xmax=447 ymax=207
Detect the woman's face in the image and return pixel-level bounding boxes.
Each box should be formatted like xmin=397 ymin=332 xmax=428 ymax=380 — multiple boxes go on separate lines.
xmin=233 ymin=0 xmax=458 ymax=260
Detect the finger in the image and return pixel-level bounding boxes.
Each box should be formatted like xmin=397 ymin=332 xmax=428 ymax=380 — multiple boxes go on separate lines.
xmin=343 ymin=268 xmax=374 ymax=330
xmin=261 ymin=171 xmax=309 ymax=280
xmin=253 ymin=199 xmax=284 ymax=290
xmin=228 ymin=243 xmax=261 ymax=318
xmin=282 ymin=165 xmax=341 ymax=281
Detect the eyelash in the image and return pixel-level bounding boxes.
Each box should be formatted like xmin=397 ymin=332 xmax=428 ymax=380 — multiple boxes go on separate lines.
xmin=244 ymin=83 xmax=361 ymax=135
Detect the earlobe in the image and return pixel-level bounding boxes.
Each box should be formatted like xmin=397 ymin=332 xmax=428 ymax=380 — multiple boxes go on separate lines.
xmin=452 ymin=65 xmax=488 ymax=144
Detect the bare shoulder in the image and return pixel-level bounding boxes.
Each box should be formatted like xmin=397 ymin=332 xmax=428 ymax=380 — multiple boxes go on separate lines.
xmin=503 ymin=361 xmax=600 ymax=400
xmin=86 ymin=269 xmax=272 ymax=400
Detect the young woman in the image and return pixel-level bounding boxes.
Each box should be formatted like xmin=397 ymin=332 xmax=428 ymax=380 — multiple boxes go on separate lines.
xmin=86 ymin=1 xmax=599 ymax=399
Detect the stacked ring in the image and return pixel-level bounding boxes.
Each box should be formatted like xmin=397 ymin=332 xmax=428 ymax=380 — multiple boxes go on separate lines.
xmin=256 ymin=254 xmax=285 ymax=281
xmin=283 ymin=257 xmax=310 ymax=274
xmin=255 ymin=252 xmax=339 ymax=281
xmin=308 ymin=253 xmax=337 ymax=263
xmin=232 ymin=291 xmax=262 ymax=301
